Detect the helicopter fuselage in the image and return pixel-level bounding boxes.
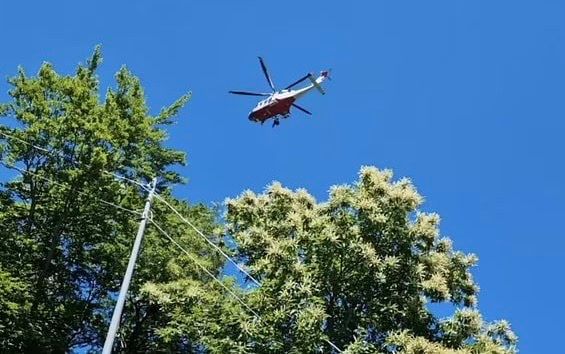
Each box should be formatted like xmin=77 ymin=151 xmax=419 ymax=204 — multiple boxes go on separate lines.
xmin=248 ymin=85 xmax=315 ymax=123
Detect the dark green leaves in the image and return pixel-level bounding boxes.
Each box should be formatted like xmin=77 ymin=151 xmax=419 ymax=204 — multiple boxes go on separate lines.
xmin=0 ymin=47 xmax=216 ymax=352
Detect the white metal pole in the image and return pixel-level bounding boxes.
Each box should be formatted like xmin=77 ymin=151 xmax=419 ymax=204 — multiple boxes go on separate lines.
xmin=102 ymin=177 xmax=157 ymax=354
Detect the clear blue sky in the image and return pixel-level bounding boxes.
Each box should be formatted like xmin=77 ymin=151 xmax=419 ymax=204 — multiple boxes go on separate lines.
xmin=1 ymin=1 xmax=564 ymax=351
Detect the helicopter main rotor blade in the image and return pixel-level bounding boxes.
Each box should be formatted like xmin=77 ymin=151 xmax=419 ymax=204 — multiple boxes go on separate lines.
xmin=284 ymin=73 xmax=312 ymax=90
xmin=258 ymin=56 xmax=276 ymax=92
xmin=229 ymin=90 xmax=271 ymax=96
xmin=292 ymin=103 xmax=312 ymax=115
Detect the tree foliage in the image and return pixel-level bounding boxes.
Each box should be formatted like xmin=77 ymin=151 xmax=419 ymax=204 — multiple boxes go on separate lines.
xmin=0 ymin=47 xmax=221 ymax=353
xmin=152 ymin=167 xmax=517 ymax=353
xmin=0 ymin=48 xmax=517 ymax=353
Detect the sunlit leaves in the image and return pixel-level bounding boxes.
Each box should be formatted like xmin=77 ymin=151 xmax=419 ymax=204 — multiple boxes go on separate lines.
xmin=221 ymin=166 xmax=517 ymax=353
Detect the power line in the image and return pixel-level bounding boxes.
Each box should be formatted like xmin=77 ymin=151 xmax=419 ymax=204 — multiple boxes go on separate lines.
xmin=149 ymin=218 xmax=260 ymax=318
xmin=152 ymin=194 xmax=343 ymax=353
xmin=0 ymin=130 xmax=51 ymax=154
xmin=0 ymin=131 xmax=256 ymax=282
xmin=0 ymin=130 xmax=147 ymax=189
xmin=0 ymin=160 xmax=142 ymax=217
xmin=108 ymin=171 xmax=147 ymax=188
xmin=151 ymin=216 xmax=342 ymax=353
xmin=152 ymin=193 xmax=262 ymax=287
xmin=0 ymin=130 xmax=343 ymax=352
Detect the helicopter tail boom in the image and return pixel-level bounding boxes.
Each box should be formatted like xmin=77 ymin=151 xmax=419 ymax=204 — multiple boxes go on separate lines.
xmin=307 ymin=70 xmax=331 ymax=95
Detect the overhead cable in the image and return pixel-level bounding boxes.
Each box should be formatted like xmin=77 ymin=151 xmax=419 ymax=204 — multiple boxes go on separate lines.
xmin=0 ymin=160 xmax=142 ymax=217
xmin=0 ymin=130 xmax=147 ymax=189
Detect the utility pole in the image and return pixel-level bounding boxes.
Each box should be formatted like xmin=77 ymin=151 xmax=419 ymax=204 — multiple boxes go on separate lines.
xmin=102 ymin=177 xmax=157 ymax=354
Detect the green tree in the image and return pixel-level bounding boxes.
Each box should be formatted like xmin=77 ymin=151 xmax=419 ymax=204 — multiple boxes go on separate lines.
xmin=0 ymin=48 xmax=518 ymax=354
xmin=149 ymin=166 xmax=517 ymax=353
xmin=0 ymin=47 xmax=222 ymax=353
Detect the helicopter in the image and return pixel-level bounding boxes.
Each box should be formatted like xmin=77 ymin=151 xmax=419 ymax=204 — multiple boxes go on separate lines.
xmin=229 ymin=57 xmax=330 ymax=127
